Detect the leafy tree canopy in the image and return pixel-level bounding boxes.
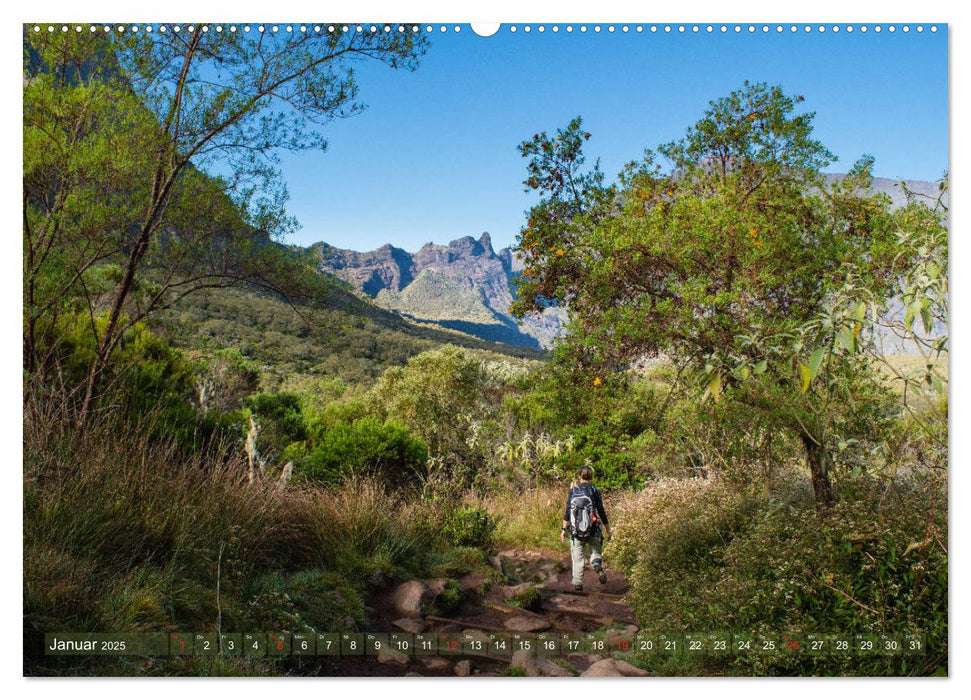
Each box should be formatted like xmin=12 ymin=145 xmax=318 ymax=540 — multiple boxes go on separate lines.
xmin=23 ymin=25 xmax=426 ymax=420
xmin=511 ymin=82 xmax=919 ymax=508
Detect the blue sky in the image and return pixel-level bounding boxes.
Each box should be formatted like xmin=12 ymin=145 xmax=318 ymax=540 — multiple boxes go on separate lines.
xmin=273 ymin=24 xmax=948 ymax=252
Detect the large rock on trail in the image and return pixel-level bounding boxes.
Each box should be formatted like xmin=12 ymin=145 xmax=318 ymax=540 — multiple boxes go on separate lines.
xmin=458 ymin=573 xmax=487 ymax=593
xmin=418 ymin=656 xmax=452 ymax=673
xmin=454 ymin=660 xmax=472 ymax=676
xmin=580 ymin=659 xmax=650 ymax=677
xmin=377 ymin=647 xmax=410 ymax=668
xmin=499 ymin=582 xmax=535 ymax=600
xmin=392 ymin=618 xmax=426 ymax=634
xmin=424 ymin=578 xmax=450 ymax=596
xmin=391 ymin=579 xmax=454 ymax=617
xmin=392 ymin=581 xmax=427 ymax=617
xmin=509 ymin=651 xmax=572 ymax=677
xmin=610 ymin=659 xmax=650 ymax=676
xmin=504 ymin=616 xmax=552 ymax=632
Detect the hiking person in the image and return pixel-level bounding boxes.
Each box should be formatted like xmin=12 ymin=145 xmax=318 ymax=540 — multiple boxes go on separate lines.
xmin=560 ymin=466 xmax=611 ymax=592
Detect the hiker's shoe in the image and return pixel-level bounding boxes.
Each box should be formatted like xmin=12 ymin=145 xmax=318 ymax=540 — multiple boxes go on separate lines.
xmin=596 ymin=565 xmax=607 ymax=584
xmin=574 ymin=584 xmax=583 ymax=593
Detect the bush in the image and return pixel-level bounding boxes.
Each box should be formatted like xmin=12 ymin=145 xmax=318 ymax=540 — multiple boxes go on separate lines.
xmin=506 ymin=585 xmax=544 ymax=612
xmin=367 ymin=345 xmax=484 ymax=461
xmin=427 ymin=579 xmax=464 ymax=616
xmin=718 ymin=472 xmax=947 ymax=675
xmin=611 ymin=471 xmax=947 ymax=676
xmin=441 ymin=506 xmax=498 ymax=549
xmin=245 ymin=392 xmax=307 ymax=456
xmin=425 ymin=546 xmax=490 ymax=579
xmin=502 ymin=362 xmax=669 ymax=489
xmin=296 ymin=417 xmax=428 ymax=486
xmin=611 ymin=476 xmax=759 ymax=627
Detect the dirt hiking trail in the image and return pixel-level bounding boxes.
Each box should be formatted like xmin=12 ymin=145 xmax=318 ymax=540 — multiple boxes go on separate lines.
xmin=325 ymin=547 xmax=647 ymax=677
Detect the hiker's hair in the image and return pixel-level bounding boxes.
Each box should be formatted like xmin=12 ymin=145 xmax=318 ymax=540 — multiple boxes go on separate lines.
xmin=579 ymin=466 xmax=594 ymax=481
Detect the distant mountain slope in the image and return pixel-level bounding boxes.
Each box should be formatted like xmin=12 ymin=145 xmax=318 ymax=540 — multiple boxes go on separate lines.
xmin=823 ymin=175 xmax=948 ymax=208
xmin=310 ymin=232 xmax=566 ymax=349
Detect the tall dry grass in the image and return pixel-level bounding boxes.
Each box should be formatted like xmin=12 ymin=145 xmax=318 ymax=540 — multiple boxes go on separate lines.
xmin=467 ymin=484 xmax=571 ymax=551
xmin=23 ymin=393 xmax=442 ymax=674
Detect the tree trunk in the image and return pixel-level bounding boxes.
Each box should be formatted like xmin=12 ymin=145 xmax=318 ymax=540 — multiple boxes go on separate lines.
xmin=801 ymin=433 xmax=835 ymax=510
xmin=24 ymin=319 xmax=36 ymax=374
xmin=75 ymin=197 xmax=164 ymax=429
xmin=77 ymin=350 xmax=109 ymax=430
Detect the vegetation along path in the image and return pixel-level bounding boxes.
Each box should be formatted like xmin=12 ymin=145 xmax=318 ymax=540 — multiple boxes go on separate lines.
xmin=327 ymin=548 xmax=646 ymax=677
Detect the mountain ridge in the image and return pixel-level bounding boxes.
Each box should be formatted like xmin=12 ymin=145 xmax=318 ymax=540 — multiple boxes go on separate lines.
xmin=309 ymin=231 xmax=563 ymax=349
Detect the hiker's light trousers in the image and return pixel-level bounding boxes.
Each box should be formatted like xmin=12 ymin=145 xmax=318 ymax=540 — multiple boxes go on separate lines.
xmin=570 ymin=530 xmax=603 ymax=586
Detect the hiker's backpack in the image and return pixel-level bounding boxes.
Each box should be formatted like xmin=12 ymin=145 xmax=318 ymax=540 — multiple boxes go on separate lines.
xmin=569 ymin=485 xmax=597 ymax=541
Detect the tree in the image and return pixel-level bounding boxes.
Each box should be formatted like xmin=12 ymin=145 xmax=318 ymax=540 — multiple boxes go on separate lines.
xmin=512 ymin=83 xmax=903 ymax=509
xmin=367 ymin=345 xmax=484 ymax=468
xmin=23 ymin=25 xmax=426 ymax=424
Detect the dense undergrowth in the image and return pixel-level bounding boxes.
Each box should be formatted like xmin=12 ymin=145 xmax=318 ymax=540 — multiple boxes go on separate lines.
xmin=23 ymin=392 xmax=499 ymax=676
xmin=611 ymin=470 xmax=947 ymax=675
xmin=23 ymin=321 xmax=948 ymax=677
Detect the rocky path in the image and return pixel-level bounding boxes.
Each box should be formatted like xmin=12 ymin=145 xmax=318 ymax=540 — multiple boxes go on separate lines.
xmin=328 ymin=547 xmax=647 ymax=677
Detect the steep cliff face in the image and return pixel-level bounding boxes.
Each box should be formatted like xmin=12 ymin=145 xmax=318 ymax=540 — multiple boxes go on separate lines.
xmin=312 ymin=242 xmax=416 ymax=298
xmin=312 ymin=232 xmax=565 ymax=349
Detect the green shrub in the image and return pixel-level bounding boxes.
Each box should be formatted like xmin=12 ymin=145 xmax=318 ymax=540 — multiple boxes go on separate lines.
xmin=367 ymin=345 xmax=485 ymax=461
xmin=611 ymin=470 xmax=947 ymax=676
xmin=297 ymin=417 xmax=427 ymax=486
xmin=718 ymin=472 xmax=947 ymax=675
xmin=441 ymin=506 xmax=497 ymax=549
xmin=245 ymin=392 xmax=307 ymax=455
xmin=427 ymin=579 xmax=464 ymax=616
xmin=506 ymin=585 xmax=544 ymax=613
xmin=425 ymin=546 xmax=490 ymax=579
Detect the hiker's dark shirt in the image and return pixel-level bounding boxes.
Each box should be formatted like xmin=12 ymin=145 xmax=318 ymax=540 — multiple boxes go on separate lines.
xmin=564 ymin=482 xmax=608 ymax=532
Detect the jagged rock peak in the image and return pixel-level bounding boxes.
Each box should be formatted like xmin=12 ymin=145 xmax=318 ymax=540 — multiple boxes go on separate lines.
xmin=441 ymin=233 xmax=496 ymax=258
xmin=478 ymin=231 xmax=493 ymax=253
xmin=413 ymin=235 xmax=494 ymax=262
xmin=447 ymin=236 xmax=482 ymax=255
